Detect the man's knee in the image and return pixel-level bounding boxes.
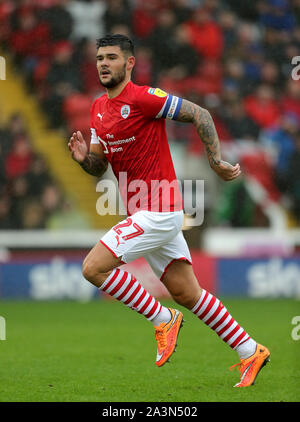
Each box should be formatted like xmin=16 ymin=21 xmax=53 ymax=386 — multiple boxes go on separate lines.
xmin=82 ymin=257 xmax=109 ymax=285
xmin=82 ymin=258 xmax=96 ymax=281
xmin=162 ymin=261 xmax=202 ymax=309
xmin=82 ymin=242 xmax=123 ymax=286
xmin=171 ymin=285 xmax=201 ymax=309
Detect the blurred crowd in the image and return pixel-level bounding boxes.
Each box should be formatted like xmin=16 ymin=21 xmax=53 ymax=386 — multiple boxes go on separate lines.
xmin=0 ymin=112 xmax=57 ymax=228
xmin=0 ymin=112 xmax=90 ymax=229
xmin=0 ymin=0 xmax=300 ymax=228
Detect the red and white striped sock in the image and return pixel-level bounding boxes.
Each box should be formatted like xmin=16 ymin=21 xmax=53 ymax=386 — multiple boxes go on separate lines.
xmin=192 ymin=289 xmax=256 ymax=358
xmin=100 ymin=268 xmax=166 ymax=322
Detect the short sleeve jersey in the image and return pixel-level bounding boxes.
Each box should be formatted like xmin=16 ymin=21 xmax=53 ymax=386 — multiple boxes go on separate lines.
xmin=90 ymin=81 xmax=183 ymax=216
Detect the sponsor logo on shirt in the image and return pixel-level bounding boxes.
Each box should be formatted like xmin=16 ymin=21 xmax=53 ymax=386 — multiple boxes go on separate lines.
xmin=148 ymin=87 xmax=168 ymax=98
xmin=107 ymin=136 xmax=135 ymax=146
xmin=121 ymin=105 xmax=130 ymax=119
xmin=107 ymin=135 xmax=136 ymax=153
xmin=111 ymin=147 xmax=123 ymax=153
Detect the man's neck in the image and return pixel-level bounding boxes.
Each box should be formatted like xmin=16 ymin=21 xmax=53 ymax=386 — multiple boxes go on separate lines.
xmin=106 ymin=77 xmax=131 ymax=99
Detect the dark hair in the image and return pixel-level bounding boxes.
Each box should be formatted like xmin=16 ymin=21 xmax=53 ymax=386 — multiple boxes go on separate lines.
xmin=96 ymin=34 xmax=134 ymax=56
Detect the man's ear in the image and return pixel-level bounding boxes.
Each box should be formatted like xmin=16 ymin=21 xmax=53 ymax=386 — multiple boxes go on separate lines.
xmin=127 ymin=56 xmax=135 ymax=71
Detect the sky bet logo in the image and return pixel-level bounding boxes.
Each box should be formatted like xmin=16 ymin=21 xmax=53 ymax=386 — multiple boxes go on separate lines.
xmin=0 ymin=56 xmax=6 ymax=80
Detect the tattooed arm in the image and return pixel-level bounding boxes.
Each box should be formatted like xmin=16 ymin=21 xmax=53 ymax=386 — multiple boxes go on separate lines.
xmin=175 ymin=99 xmax=241 ymax=181
xmin=68 ymin=131 xmax=108 ymax=177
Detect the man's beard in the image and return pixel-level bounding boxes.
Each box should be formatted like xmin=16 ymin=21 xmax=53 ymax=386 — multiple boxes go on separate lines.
xmin=99 ymin=64 xmax=126 ymax=88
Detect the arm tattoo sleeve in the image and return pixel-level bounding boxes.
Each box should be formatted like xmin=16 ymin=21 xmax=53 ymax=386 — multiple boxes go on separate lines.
xmin=79 ymin=152 xmax=108 ymax=177
xmin=176 ymin=99 xmax=221 ymax=166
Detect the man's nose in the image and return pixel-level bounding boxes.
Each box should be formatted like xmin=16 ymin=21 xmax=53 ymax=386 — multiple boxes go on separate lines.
xmin=101 ymin=59 xmax=110 ymax=67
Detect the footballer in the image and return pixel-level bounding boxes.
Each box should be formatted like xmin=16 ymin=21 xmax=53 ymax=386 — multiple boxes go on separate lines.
xmin=68 ymin=34 xmax=270 ymax=387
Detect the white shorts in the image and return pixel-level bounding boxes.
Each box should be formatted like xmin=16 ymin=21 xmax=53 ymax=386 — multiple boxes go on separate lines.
xmin=100 ymin=210 xmax=192 ymax=280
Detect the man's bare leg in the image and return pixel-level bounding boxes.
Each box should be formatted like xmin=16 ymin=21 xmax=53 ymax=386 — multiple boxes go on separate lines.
xmin=162 ymin=260 xmax=270 ymax=387
xmin=82 ymin=242 xmax=182 ymax=366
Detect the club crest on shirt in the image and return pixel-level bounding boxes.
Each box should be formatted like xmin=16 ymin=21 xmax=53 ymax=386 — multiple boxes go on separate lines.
xmin=121 ymin=105 xmax=130 ymax=119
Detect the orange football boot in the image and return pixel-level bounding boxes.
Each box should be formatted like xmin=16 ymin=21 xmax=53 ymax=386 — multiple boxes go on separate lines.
xmin=230 ymin=343 xmax=270 ymax=387
xmin=154 ymin=308 xmax=184 ymax=367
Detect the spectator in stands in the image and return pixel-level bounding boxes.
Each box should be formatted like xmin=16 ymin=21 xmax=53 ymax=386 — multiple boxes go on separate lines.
xmin=133 ymin=45 xmax=153 ymax=86
xmin=25 ymin=155 xmax=53 ymax=197
xmin=218 ymin=9 xmax=238 ymax=51
xmin=146 ymin=9 xmax=177 ymax=78
xmin=132 ymin=1 xmax=159 ymax=40
xmin=244 ymin=84 xmax=281 ymax=129
xmin=0 ymin=194 xmax=13 ymax=229
xmin=0 ymin=0 xmax=14 ymax=43
xmin=103 ymin=0 xmax=132 ymax=34
xmin=5 ymin=135 xmax=33 ymax=180
xmin=183 ymin=7 xmax=223 ymax=60
xmin=231 ymin=21 xmax=261 ymax=60
xmin=171 ymin=0 xmax=192 ymax=25
xmin=168 ymin=24 xmax=199 ymax=78
xmin=21 ymin=200 xmax=46 ymax=229
xmin=9 ymin=5 xmax=51 ymax=76
xmin=214 ymin=177 xmax=257 ymax=228
xmin=42 ymin=0 xmax=73 ymax=42
xmin=46 ymin=41 xmax=80 ymax=90
xmin=262 ymin=27 xmax=286 ymax=65
xmin=224 ymin=100 xmax=260 ymax=141
xmin=44 ymin=41 xmax=81 ymax=127
xmin=281 ymin=80 xmax=300 ymax=121
xmin=292 ymin=0 xmax=300 ymax=25
xmin=79 ymin=40 xmax=102 ymax=95
xmin=259 ymin=0 xmax=296 ymax=32
xmin=260 ymin=60 xmax=281 ymax=87
xmin=9 ymin=175 xmax=30 ymax=229
xmin=0 ymin=143 xmax=5 ymax=185
xmin=109 ymin=24 xmax=132 ymax=39
xmin=0 ymin=112 xmax=12 ymax=161
xmin=223 ymin=58 xmax=249 ymax=97
xmin=260 ymin=112 xmax=298 ymax=192
xmin=66 ymin=0 xmax=106 ymax=41
xmin=242 ymin=45 xmax=265 ymax=94
xmin=226 ymin=0 xmax=259 ymax=21
xmin=7 ymin=112 xmax=27 ymax=139
xmin=41 ymin=183 xmax=62 ymax=217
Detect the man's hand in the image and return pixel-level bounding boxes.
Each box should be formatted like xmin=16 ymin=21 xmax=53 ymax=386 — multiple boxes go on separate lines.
xmin=68 ymin=130 xmax=108 ymax=177
xmin=210 ymin=160 xmax=242 ymax=181
xmin=68 ymin=131 xmax=88 ymax=163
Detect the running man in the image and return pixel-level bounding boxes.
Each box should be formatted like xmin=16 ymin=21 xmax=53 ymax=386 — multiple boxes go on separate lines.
xmin=68 ymin=34 xmax=270 ymax=387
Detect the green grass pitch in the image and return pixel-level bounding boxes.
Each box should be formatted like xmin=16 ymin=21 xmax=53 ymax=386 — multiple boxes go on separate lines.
xmin=0 ymin=298 xmax=299 ymax=402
